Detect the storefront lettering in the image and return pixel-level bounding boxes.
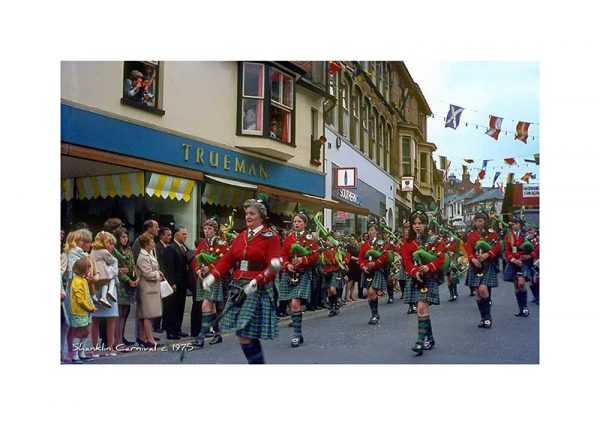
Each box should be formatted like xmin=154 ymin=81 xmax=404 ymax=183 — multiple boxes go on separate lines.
xmin=181 ymin=144 xmax=269 ymax=179
xmin=338 ymin=188 xmax=362 ymax=205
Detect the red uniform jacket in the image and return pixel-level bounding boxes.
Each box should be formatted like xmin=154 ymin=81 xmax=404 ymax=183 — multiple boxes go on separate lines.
xmin=401 ymin=239 xmax=446 ymax=278
xmin=209 ymin=227 xmax=281 ymax=287
xmin=281 ymin=231 xmax=319 ymax=272
xmin=530 ymin=237 xmax=540 ymax=260
xmin=192 ymin=237 xmax=229 ymax=272
xmin=464 ymin=229 xmax=501 ymax=262
xmin=358 ymin=238 xmax=390 ymax=271
xmin=504 ymin=230 xmax=527 ymax=262
xmin=323 ymin=248 xmax=340 ymax=273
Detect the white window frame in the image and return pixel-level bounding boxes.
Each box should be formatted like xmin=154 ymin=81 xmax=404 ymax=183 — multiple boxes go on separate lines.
xmin=241 ymin=62 xmax=265 ymax=136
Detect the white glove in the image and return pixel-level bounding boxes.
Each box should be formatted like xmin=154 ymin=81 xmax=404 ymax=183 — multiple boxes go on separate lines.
xmin=244 ymin=279 xmax=258 ymax=296
xmin=202 ymin=274 xmax=216 ymax=292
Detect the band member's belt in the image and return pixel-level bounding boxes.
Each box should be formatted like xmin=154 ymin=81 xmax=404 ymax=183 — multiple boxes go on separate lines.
xmin=234 ymin=261 xmax=265 ymax=271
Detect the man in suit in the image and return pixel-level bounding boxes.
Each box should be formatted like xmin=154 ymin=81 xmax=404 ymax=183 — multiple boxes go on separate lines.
xmin=163 ymin=226 xmax=190 ymax=340
xmin=153 ymin=227 xmax=172 ymax=333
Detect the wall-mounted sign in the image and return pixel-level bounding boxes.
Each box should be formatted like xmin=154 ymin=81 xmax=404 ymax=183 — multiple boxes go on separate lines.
xmin=522 ymin=184 xmax=539 ymax=198
xmin=335 ymin=167 xmax=357 ymax=189
xmin=401 ymin=177 xmax=414 ymax=192
xmin=337 ymin=188 xmax=362 ymax=206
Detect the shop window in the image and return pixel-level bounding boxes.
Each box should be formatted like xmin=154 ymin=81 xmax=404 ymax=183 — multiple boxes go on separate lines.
xmin=325 ymin=72 xmax=338 ymax=127
xmin=239 ymin=62 xmax=295 ymax=144
xmin=121 ymin=61 xmax=164 ymax=115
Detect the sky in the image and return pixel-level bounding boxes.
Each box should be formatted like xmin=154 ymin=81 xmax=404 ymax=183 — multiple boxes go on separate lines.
xmin=404 ymin=61 xmax=539 ymax=188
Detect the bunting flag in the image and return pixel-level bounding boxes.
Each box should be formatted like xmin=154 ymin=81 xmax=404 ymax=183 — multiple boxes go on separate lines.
xmin=445 ymin=104 xmax=465 ymax=129
xmin=482 ymin=159 xmax=490 ymax=170
xmin=497 ymin=183 xmax=504 ymax=194
xmin=485 ymin=115 xmax=503 ymax=140
xmin=504 ymin=158 xmax=517 ymax=166
xmin=534 ymin=153 xmax=539 ymax=165
xmin=515 ymin=121 xmax=531 ymax=143
xmin=478 ymin=169 xmax=486 ymax=180
xmin=521 ymin=172 xmax=533 ymax=183
xmin=329 ymin=61 xmax=343 ymax=73
xmin=462 ymin=165 xmax=468 ymax=175
xmin=492 ymin=172 xmax=501 ymax=187
xmin=506 ymin=173 xmax=515 ymax=184
xmin=464 ymin=159 xmax=474 ymax=163
xmin=352 ymin=65 xmax=372 ymax=81
xmin=439 ymin=155 xmax=448 ymax=171
xmin=444 ymin=160 xmax=452 ymax=180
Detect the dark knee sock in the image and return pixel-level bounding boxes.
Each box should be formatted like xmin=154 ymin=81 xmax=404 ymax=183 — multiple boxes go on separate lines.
xmin=400 ymin=280 xmax=406 ymax=293
xmin=210 ymin=313 xmax=220 ymax=335
xmin=328 ymin=295 xmax=337 ymax=310
xmin=476 ymin=299 xmax=486 ymax=319
xmin=481 ymin=297 xmax=491 ymax=320
xmin=387 ymin=285 xmax=394 ymax=299
xmin=418 ymin=316 xmax=429 ymax=342
xmin=200 ymin=313 xmax=212 ymax=338
xmin=368 ymin=298 xmax=378 ymax=316
xmin=530 ymin=283 xmax=539 ymax=301
xmin=291 ymin=311 xmax=302 ymax=336
xmin=515 ymin=290 xmax=528 ymax=309
xmin=240 ymin=339 xmax=264 ymax=364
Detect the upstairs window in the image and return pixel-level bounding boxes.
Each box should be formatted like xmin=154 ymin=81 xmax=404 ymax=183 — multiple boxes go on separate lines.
xmin=239 ymin=62 xmax=295 ymax=144
xmin=121 ymin=61 xmax=164 ymax=115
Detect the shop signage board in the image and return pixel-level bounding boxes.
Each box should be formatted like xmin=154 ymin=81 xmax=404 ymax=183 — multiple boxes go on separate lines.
xmin=337 ymin=188 xmax=362 ymax=205
xmin=522 ymin=184 xmax=539 ymax=198
xmin=401 ymin=177 xmax=414 ymax=191
xmin=335 ymin=167 xmax=357 ymax=189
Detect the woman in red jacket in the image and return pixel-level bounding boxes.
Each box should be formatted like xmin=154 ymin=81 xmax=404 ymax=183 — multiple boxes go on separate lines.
xmin=503 ymin=216 xmax=533 ymax=317
xmin=201 ymin=199 xmax=282 ymax=364
xmin=401 ymin=211 xmax=446 ymax=355
xmin=279 ymin=212 xmax=320 ymax=347
xmin=464 ymin=211 xmax=502 ymax=329
xmin=359 ymin=222 xmax=390 ymax=325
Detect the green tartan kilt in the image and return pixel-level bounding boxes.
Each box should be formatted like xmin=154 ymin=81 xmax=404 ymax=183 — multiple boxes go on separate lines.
xmin=277 ymin=271 xmax=312 ymax=301
xmin=503 ymin=262 xmax=532 ymax=282
xmin=195 ymin=275 xmax=229 ymax=302
xmin=361 ymin=269 xmax=386 ymax=291
xmin=220 ymin=280 xmax=279 ymax=340
xmin=324 ymin=271 xmax=344 ymax=292
xmin=465 ymin=263 xmax=499 ymax=288
xmin=393 ymin=268 xmax=408 ymax=281
xmin=403 ymin=275 xmax=441 ymax=305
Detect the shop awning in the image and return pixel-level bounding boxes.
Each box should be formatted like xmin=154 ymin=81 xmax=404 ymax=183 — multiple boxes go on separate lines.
xmin=75 ymin=172 xmax=145 ymax=200
xmin=202 ymin=182 xmax=255 ymax=208
xmin=61 ymin=179 xmax=74 ymax=201
xmin=257 ymin=184 xmax=370 ymax=217
xmin=146 ymin=173 xmax=196 ymax=202
xmin=205 ymin=174 xmax=258 ymax=189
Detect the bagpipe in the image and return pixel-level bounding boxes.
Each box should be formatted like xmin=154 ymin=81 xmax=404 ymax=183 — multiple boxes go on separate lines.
xmin=219 ymin=209 xmax=238 ymax=243
xmin=313 ymin=212 xmax=348 ymax=273
xmin=473 ymin=230 xmax=502 ymax=279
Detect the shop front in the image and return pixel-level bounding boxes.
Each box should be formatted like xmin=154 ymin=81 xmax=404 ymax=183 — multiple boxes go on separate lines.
xmin=61 ymin=103 xmax=327 ymax=239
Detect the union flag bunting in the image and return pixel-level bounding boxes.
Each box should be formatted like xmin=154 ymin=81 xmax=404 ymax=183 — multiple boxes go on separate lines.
xmin=515 ymin=121 xmax=530 ymax=143
xmin=485 ymin=115 xmax=503 ymax=140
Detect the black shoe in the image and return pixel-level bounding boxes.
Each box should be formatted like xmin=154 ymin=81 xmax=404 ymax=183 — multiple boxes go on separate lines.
xmin=178 ymin=332 xmax=189 ymax=338
xmin=424 ymin=337 xmax=435 ymax=350
xmin=412 ymin=341 xmax=424 ymax=356
xmin=315 ymin=306 xmax=324 ymax=310
xmin=209 ymin=334 xmax=223 ymax=345
xmin=205 ymin=330 xmax=216 ymax=338
xmin=191 ymin=337 xmax=204 ymax=348
xmin=328 ymin=309 xmax=339 ymax=317
xmin=387 ymin=298 xmax=394 ymax=304
xmin=447 ymin=296 xmax=455 ymax=302
xmin=407 ymin=305 xmax=417 ymax=314
xmin=136 ymin=338 xmax=145 ymax=347
xmin=368 ymin=315 xmax=380 ymax=325
xmin=291 ymin=335 xmax=304 ymax=348
xmin=478 ymin=319 xmax=492 ymax=328
xmin=167 ymin=333 xmax=181 ymax=340
xmin=123 ymin=338 xmax=135 ymax=346
xmin=515 ymin=309 xmax=529 ymax=317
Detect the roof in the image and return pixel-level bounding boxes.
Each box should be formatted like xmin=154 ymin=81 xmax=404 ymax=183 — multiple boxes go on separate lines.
xmin=466 ymin=188 xmax=504 ymax=204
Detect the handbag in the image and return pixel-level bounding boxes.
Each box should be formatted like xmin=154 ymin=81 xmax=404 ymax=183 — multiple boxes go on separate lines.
xmin=159 ymin=279 xmax=174 ymax=298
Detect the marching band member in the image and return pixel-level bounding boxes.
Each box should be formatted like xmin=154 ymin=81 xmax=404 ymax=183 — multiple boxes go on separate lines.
xmin=359 ymin=221 xmax=390 ymax=325
xmin=323 ymin=237 xmax=347 ymax=317
xmin=503 ymin=215 xmax=533 ymax=317
xmin=397 ymin=223 xmax=410 ymax=300
xmin=192 ymin=218 xmax=229 ymax=348
xmin=464 ymin=211 xmax=502 ymax=328
xmin=279 ymin=212 xmax=320 ymax=348
xmin=201 ymin=199 xmax=282 ymax=364
xmin=527 ymin=226 xmax=540 ymax=304
xmin=401 ymin=211 xmax=446 ymax=355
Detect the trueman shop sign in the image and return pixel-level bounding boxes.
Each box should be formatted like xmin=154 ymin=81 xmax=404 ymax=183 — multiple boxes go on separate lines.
xmin=61 ymin=104 xmax=325 ymax=197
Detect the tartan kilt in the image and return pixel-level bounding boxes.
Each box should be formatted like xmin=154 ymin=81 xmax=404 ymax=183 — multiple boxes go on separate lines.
xmin=503 ymin=262 xmax=532 ymax=282
xmin=403 ymin=275 xmax=441 ymax=305
xmin=324 ymin=271 xmax=345 ymax=292
xmin=220 ymin=280 xmax=278 ymax=340
xmin=393 ymin=268 xmax=408 ymax=281
xmin=196 ymin=276 xmax=229 ymax=302
xmin=277 ymin=271 xmax=312 ymax=301
xmin=465 ymin=263 xmax=499 ymax=288
xmin=361 ymin=269 xmax=386 ymax=291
